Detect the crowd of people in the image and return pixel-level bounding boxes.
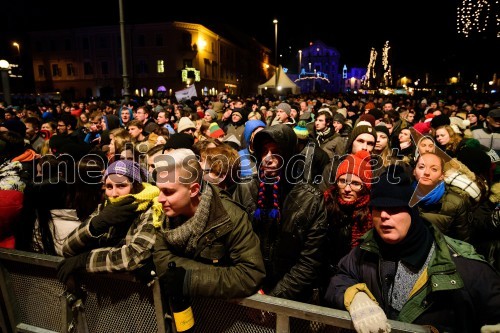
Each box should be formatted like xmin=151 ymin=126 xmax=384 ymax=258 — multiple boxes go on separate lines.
xmin=0 ymin=93 xmax=499 ymax=332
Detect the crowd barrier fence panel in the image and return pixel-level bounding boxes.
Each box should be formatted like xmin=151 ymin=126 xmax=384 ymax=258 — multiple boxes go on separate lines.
xmin=0 ymin=248 xmax=429 ymax=333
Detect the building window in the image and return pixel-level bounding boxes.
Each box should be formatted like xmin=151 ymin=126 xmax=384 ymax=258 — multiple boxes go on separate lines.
xmin=211 ymin=61 xmax=217 ymax=79
xmin=156 ymin=35 xmax=163 ymax=46
xmin=38 ymin=65 xmax=46 ymax=78
xmin=65 ymin=39 xmax=72 ymax=51
xmin=82 ymin=37 xmax=89 ymax=50
xmin=101 ymin=61 xmax=109 ymax=75
xmin=157 ymin=60 xmax=165 ymax=73
xmin=182 ymin=32 xmax=192 ymax=50
xmin=204 ymin=59 xmax=210 ymax=78
xmin=67 ymin=63 xmax=75 ymax=76
xmin=137 ymin=60 xmax=148 ymax=74
xmin=51 ymin=64 xmax=61 ymax=77
xmin=84 ymin=62 xmax=93 ymax=75
xmin=98 ymin=36 xmax=108 ymax=49
xmin=138 ymin=35 xmax=145 ymax=47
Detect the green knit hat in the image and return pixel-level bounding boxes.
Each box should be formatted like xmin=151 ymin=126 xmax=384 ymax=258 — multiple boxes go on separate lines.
xmin=294 ymin=120 xmax=310 ymax=140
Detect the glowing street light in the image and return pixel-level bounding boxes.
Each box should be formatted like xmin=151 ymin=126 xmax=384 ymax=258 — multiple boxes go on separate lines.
xmin=298 ymin=50 xmax=302 ymax=73
xmin=12 ymin=42 xmax=20 ymax=55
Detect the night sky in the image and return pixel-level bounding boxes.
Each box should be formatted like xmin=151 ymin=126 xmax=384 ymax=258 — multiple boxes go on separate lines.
xmin=1 ymin=0 xmax=498 ymax=83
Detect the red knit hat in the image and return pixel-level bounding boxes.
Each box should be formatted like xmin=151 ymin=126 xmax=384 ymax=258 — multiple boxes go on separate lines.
xmin=335 ymin=150 xmax=373 ymax=188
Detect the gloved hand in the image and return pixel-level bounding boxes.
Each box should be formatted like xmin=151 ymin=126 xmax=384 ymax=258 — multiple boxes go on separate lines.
xmin=348 ymin=292 xmax=391 ymax=333
xmin=482 ymin=323 xmax=500 ymax=333
xmin=56 ymin=252 xmax=90 ymax=283
xmin=133 ymin=260 xmax=157 ymax=286
xmin=89 ymin=196 xmax=138 ymax=235
xmin=161 ymin=265 xmax=186 ymax=297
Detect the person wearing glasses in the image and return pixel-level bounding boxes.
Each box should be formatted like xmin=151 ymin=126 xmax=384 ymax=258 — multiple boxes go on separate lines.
xmin=323 ymin=150 xmax=373 ymax=283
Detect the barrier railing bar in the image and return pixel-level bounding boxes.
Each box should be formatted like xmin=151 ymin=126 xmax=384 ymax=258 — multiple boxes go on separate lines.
xmin=235 ymin=293 xmax=429 ymax=333
xmin=15 ymin=322 xmax=57 ymax=333
xmin=0 ymin=263 xmax=20 ymax=333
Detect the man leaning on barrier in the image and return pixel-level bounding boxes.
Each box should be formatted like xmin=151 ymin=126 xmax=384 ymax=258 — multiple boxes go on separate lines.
xmin=324 ymin=164 xmax=500 ymax=333
xmin=152 ymin=149 xmax=265 ymax=299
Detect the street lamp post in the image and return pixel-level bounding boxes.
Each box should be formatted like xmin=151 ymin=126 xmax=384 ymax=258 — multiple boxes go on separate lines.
xmin=119 ymin=0 xmax=131 ymax=104
xmin=0 ymin=60 xmax=12 ymax=105
xmin=273 ymin=19 xmax=278 ymax=91
xmin=298 ymin=50 xmax=302 ymax=74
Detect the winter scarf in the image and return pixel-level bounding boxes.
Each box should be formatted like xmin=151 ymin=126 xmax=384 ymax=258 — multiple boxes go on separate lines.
xmin=337 ymin=193 xmax=372 ymax=247
xmin=108 ymin=182 xmax=164 ymax=228
xmin=163 ymin=185 xmax=213 ymax=256
xmin=417 ymin=181 xmax=445 ymax=206
xmin=316 ymin=127 xmax=332 ymax=143
xmin=445 ymin=172 xmax=481 ymax=202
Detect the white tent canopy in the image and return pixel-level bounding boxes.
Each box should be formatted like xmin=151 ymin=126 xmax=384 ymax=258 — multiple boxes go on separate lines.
xmin=258 ymin=65 xmax=300 ymax=94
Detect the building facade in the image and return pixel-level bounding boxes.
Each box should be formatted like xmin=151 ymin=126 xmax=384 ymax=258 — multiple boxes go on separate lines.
xmin=29 ymin=22 xmax=273 ymax=100
xmin=295 ymin=40 xmax=341 ymax=94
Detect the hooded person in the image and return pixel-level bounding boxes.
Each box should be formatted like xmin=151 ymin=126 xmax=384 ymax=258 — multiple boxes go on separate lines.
xmin=238 ymin=119 xmax=266 ymax=178
xmin=324 ymin=164 xmax=500 ymax=333
xmin=57 ymin=160 xmax=165 ymax=284
xmin=233 ymin=124 xmax=328 ymax=303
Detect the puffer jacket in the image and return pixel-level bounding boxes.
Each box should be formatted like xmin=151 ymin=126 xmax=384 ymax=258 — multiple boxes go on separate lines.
xmin=325 ymin=223 xmax=500 ymax=332
xmin=153 ymin=184 xmax=265 ymax=299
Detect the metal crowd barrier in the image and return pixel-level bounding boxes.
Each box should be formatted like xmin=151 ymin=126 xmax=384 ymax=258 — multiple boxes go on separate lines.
xmin=0 ymin=248 xmax=429 ymax=333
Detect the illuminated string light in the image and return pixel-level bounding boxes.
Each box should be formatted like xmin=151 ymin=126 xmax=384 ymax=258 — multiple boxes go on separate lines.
xmin=457 ymin=0 xmax=494 ymax=37
xmin=382 ymin=41 xmax=392 ymax=87
xmin=363 ymin=47 xmax=377 ymax=88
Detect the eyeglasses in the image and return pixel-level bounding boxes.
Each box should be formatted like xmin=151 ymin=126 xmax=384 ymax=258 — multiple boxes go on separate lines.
xmin=337 ymin=178 xmax=363 ymax=191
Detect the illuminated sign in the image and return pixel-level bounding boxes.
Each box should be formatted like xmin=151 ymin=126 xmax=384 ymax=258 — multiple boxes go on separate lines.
xmin=181 ymin=67 xmax=201 ymax=82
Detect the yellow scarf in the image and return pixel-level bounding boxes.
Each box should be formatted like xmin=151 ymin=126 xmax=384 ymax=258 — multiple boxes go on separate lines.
xmin=108 ymin=182 xmax=164 ymax=228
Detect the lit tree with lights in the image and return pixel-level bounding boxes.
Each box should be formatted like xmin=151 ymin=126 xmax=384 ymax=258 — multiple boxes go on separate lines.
xmin=362 ymin=47 xmax=377 ymax=88
xmin=457 ymin=0 xmax=499 ymax=37
xmin=382 ymin=41 xmax=392 ymax=87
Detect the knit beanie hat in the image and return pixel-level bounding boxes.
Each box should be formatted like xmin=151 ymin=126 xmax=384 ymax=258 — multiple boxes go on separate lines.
xmin=456 ymin=145 xmax=492 ymax=178
xmin=333 ymin=112 xmax=346 ymax=123
xmin=370 ymin=164 xmax=414 ymax=208
xmin=344 ymin=125 xmax=376 ymax=154
xmin=357 ymin=114 xmax=376 ymax=127
xmin=374 ymin=124 xmax=390 ymax=138
xmin=277 ymin=103 xmax=291 ymax=116
xmin=163 ymin=132 xmax=194 ymax=151
xmin=205 ymin=109 xmax=217 ymax=120
xmin=177 ymin=117 xmax=196 ymax=133
xmin=431 ymin=114 xmax=450 ymax=129
xmin=209 ymin=122 xmax=225 ymax=138
xmin=104 ymin=160 xmax=145 ymax=183
xmin=335 ymin=150 xmax=373 ymax=188
xmin=0 ymin=119 xmax=26 ymax=137
xmin=413 ymin=122 xmax=431 ymax=135
xmin=293 ymin=120 xmax=310 ymax=140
